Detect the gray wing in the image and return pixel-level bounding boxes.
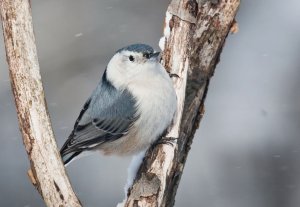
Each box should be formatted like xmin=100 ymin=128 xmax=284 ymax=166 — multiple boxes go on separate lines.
xmin=60 ymin=71 xmax=138 ymax=163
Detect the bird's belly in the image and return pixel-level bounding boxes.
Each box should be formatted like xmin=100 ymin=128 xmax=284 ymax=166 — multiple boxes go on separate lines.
xmin=99 ymin=86 xmax=176 ymax=156
xmin=99 ymin=67 xmax=177 ymax=155
xmin=98 ymin=131 xmax=143 ymax=156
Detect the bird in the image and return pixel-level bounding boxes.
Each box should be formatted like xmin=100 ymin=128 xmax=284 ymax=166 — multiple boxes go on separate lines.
xmin=60 ymin=43 xmax=177 ymax=165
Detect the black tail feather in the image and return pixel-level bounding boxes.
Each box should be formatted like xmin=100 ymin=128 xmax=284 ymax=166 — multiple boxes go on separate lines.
xmin=61 ymin=151 xmax=82 ymax=166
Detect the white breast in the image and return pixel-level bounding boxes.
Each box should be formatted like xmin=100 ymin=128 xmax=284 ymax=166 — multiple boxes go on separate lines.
xmin=102 ymin=61 xmax=177 ymax=155
xmin=127 ymin=63 xmax=177 ymax=150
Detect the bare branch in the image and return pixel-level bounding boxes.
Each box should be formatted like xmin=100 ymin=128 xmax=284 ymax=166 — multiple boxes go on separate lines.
xmin=0 ymin=1 xmax=81 ymax=206
xmin=124 ymin=0 xmax=240 ymax=206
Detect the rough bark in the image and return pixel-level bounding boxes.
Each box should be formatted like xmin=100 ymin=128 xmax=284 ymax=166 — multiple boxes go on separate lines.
xmin=0 ymin=1 xmax=81 ymax=206
xmin=124 ymin=0 xmax=240 ymax=206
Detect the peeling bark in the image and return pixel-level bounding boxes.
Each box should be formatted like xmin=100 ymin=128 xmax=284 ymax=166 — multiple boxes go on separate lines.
xmin=124 ymin=0 xmax=240 ymax=206
xmin=0 ymin=1 xmax=81 ymax=206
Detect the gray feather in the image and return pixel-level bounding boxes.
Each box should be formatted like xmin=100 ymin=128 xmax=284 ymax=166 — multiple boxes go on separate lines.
xmin=116 ymin=43 xmax=154 ymax=54
xmin=60 ymin=70 xmax=139 ymax=161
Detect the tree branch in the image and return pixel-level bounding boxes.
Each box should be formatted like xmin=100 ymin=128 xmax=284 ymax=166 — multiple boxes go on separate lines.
xmin=0 ymin=1 xmax=81 ymax=206
xmin=124 ymin=0 xmax=240 ymax=206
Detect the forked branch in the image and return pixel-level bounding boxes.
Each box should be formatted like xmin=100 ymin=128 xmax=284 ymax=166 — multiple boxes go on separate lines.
xmin=123 ymin=0 xmax=240 ymax=206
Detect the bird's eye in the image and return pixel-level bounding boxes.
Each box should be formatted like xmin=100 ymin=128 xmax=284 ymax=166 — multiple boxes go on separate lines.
xmin=129 ymin=55 xmax=134 ymax=62
xmin=143 ymin=53 xmax=150 ymax=59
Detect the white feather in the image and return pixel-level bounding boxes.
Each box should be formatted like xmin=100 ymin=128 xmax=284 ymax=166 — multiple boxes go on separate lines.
xmin=104 ymin=50 xmax=177 ymax=155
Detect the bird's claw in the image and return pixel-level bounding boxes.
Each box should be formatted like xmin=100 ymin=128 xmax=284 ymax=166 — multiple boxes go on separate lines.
xmin=154 ymin=137 xmax=178 ymax=148
xmin=169 ymin=73 xmax=180 ymax=78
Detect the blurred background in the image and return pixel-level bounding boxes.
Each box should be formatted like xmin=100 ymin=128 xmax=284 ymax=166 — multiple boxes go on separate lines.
xmin=0 ymin=0 xmax=299 ymax=206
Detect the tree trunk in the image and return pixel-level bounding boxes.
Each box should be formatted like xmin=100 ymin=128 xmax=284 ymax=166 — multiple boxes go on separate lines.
xmin=123 ymin=0 xmax=240 ymax=206
xmin=0 ymin=1 xmax=81 ymax=206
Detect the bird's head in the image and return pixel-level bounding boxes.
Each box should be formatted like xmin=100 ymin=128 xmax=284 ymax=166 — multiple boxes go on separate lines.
xmin=106 ymin=44 xmax=161 ymax=88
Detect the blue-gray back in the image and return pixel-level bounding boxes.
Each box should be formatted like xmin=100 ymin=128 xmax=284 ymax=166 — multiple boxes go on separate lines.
xmin=60 ymin=70 xmax=139 ymax=160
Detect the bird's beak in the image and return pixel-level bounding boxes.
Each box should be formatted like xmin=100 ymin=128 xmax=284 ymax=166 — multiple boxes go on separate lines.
xmin=149 ymin=52 xmax=160 ymax=61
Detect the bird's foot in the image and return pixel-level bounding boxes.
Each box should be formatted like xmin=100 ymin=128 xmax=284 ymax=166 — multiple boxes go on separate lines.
xmin=169 ymin=73 xmax=180 ymax=78
xmin=153 ymin=137 xmax=178 ymax=148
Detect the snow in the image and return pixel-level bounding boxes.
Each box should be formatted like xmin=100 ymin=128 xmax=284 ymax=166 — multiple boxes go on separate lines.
xmin=125 ymin=150 xmax=146 ymax=191
xmin=159 ymin=11 xmax=172 ymax=51
xmin=116 ymin=150 xmax=146 ymax=207
xmin=74 ymin=33 xmax=83 ymax=37
xmin=164 ymin=11 xmax=172 ymax=38
xmin=159 ymin=37 xmax=165 ymax=51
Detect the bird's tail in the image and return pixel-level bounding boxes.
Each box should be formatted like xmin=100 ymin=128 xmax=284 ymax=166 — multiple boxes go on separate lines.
xmin=60 ymin=150 xmax=82 ymax=166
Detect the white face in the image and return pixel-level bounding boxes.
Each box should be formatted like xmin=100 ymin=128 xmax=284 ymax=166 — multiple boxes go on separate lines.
xmin=106 ymin=50 xmax=160 ymax=88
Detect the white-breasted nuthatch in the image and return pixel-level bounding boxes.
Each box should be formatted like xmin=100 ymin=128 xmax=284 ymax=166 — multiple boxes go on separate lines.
xmin=60 ymin=44 xmax=177 ymax=165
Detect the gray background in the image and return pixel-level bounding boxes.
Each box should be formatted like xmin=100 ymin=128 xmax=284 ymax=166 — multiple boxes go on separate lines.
xmin=0 ymin=0 xmax=299 ymax=206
